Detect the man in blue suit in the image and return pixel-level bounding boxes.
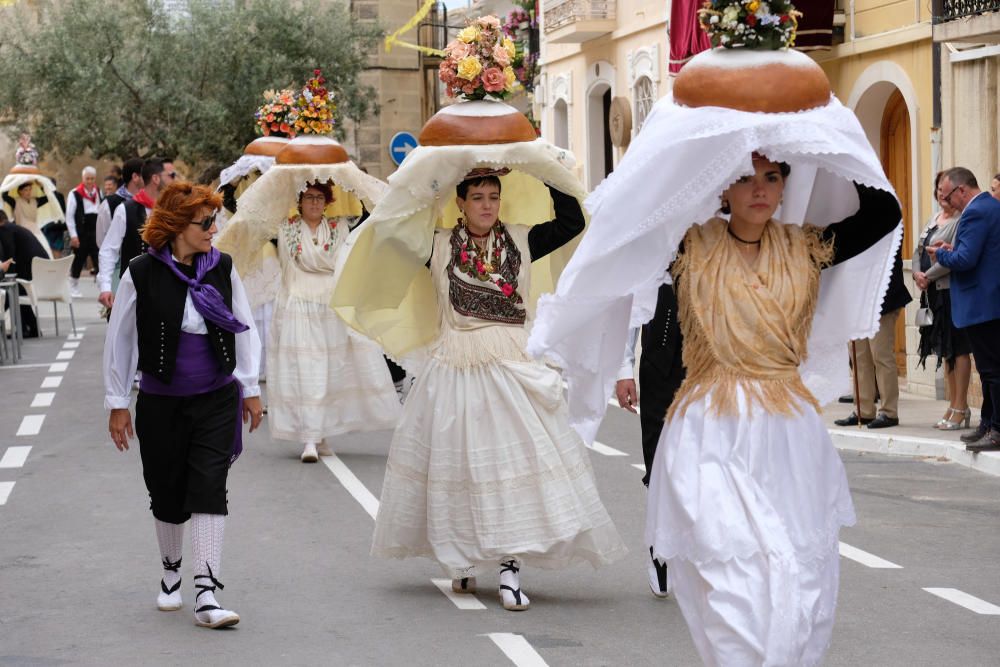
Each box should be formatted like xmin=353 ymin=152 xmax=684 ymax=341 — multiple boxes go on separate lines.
xmin=930 ymin=167 xmax=1000 ymax=451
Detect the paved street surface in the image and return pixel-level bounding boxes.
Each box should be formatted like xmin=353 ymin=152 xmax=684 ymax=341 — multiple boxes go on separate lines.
xmin=3 ymin=288 xmax=1000 ymax=666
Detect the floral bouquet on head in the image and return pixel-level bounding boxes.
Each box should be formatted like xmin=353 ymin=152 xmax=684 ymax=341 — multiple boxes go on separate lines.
xmin=698 ymin=0 xmax=801 ymax=49
xmin=294 ymin=69 xmax=336 ymax=136
xmin=255 ymin=88 xmax=299 ymax=137
xmin=439 ymin=16 xmax=519 ymax=101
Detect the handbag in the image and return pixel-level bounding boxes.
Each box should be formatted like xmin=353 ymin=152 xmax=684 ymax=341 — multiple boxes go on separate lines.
xmin=915 ymin=291 xmax=933 ymax=327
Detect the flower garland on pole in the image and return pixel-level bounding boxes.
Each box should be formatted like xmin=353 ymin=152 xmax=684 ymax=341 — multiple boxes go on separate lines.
xmin=698 ymin=0 xmax=802 ymax=49
xmin=501 ymin=3 xmax=540 ymax=94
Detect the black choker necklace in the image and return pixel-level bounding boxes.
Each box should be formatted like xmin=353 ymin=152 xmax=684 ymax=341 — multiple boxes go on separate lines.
xmin=727 ymin=226 xmax=762 ymax=245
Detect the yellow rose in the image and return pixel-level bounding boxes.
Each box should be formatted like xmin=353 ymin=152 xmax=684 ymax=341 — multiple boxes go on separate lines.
xmin=457 ymin=56 xmax=483 ymax=81
xmin=503 ymin=37 xmax=516 ymax=58
xmin=503 ymin=66 xmax=517 ymax=90
xmin=748 ymin=0 xmax=760 ymax=11
xmin=458 ymin=26 xmax=480 ymax=44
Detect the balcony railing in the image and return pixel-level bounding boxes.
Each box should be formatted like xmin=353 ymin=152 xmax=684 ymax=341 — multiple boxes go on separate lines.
xmin=543 ymin=0 xmax=616 ymax=34
xmin=934 ymin=0 xmax=1000 ymax=23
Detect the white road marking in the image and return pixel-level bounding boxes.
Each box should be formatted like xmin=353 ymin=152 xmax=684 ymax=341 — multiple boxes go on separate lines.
xmin=431 ymin=579 xmax=487 ymax=610
xmin=0 ymin=446 xmax=31 ymax=468
xmin=486 ymin=633 xmax=549 ymax=667
xmin=0 ymin=481 xmax=14 ymax=505
xmin=16 ymin=415 xmax=45 ymax=437
xmin=62 ymin=341 xmax=80 ymax=349
xmin=320 ymin=453 xmax=379 ymax=520
xmin=923 ymin=588 xmax=1000 ymax=615
xmin=588 ymin=441 xmax=628 ymax=457
xmin=631 ymin=463 xmax=646 ymax=471
xmin=31 ymin=393 xmax=55 ymax=408
xmin=838 ymin=542 xmax=903 ymax=569
xmin=0 ymin=362 xmax=59 ymax=371
xmin=41 ymin=376 xmax=63 ymax=389
xmin=56 ymin=350 xmax=75 ymax=360
xmin=49 ymin=362 xmax=68 ymax=373
xmin=67 ymin=333 xmax=84 ymax=340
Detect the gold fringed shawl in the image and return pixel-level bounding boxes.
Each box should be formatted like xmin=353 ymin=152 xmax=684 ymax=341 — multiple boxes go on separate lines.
xmin=670 ymin=218 xmax=834 ymax=419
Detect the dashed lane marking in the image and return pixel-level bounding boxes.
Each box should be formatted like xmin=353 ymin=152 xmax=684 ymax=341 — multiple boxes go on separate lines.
xmin=0 ymin=363 xmax=59 ymax=370
xmin=63 ymin=341 xmax=80 ymax=349
xmin=31 ymin=393 xmax=55 ymax=408
xmin=431 ymin=579 xmax=487 ymax=610
xmin=49 ymin=362 xmax=68 ymax=373
xmin=587 ymin=441 xmax=629 ymax=457
xmin=56 ymin=350 xmax=75 ymax=360
xmin=40 ymin=376 xmax=63 ymax=389
xmin=486 ymin=633 xmax=549 ymax=667
xmin=320 ymin=453 xmax=379 ymax=520
xmin=631 ymin=463 xmax=645 ymax=472
xmin=923 ymin=588 xmax=1000 ymax=615
xmin=16 ymin=415 xmax=45 ymax=437
xmin=0 ymin=446 xmax=31 ymax=469
xmin=0 ymin=481 xmax=14 ymax=505
xmin=839 ymin=542 xmax=903 ymax=569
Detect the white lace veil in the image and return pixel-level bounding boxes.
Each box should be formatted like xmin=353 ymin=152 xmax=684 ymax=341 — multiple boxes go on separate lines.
xmin=527 ymin=93 xmax=903 ymax=444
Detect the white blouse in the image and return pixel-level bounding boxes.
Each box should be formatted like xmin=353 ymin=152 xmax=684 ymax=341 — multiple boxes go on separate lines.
xmin=103 ymin=260 xmax=262 ymax=410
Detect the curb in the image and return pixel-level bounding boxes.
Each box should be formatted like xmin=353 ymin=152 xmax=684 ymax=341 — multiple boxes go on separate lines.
xmin=829 ymin=427 xmax=1000 ymax=477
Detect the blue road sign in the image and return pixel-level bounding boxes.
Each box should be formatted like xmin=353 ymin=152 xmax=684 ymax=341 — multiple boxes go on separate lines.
xmin=389 ymin=131 xmax=418 ymax=166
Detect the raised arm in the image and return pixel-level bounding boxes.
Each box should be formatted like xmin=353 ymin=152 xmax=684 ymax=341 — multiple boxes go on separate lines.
xmin=820 ymin=183 xmax=902 ymax=266
xmin=527 ymin=185 xmax=585 ymax=261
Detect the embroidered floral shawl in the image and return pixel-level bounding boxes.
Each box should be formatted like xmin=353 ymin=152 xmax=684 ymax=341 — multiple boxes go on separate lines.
xmin=446 ymin=222 xmax=526 ymax=325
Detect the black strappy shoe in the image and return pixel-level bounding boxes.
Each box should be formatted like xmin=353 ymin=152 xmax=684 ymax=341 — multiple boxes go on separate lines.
xmin=499 ymin=559 xmax=530 ymax=611
xmin=193 ymin=562 xmax=240 ymax=629
xmin=157 ymin=556 xmax=183 ymax=611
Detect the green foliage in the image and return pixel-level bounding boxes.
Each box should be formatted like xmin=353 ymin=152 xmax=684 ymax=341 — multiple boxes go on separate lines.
xmin=0 ymin=0 xmax=382 ymax=181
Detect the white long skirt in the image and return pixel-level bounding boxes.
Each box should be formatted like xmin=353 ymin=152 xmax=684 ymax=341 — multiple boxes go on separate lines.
xmin=645 ymin=388 xmax=856 ymax=667
xmin=372 ymin=343 xmax=627 ymax=576
xmin=268 ymin=296 xmax=400 ymax=442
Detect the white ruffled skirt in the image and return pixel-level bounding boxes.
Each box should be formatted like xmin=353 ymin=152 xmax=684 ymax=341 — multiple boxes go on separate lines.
xmin=268 ymin=295 xmax=400 ymax=442
xmin=645 ymin=387 xmax=856 ymax=667
xmin=372 ymin=326 xmax=627 ymax=576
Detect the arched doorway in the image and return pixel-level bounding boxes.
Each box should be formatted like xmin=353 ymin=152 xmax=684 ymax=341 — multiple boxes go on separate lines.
xmin=880 ymin=89 xmax=911 ymax=378
xmin=586 ymin=83 xmax=613 ymax=189
xmin=553 ymin=99 xmax=569 ymax=150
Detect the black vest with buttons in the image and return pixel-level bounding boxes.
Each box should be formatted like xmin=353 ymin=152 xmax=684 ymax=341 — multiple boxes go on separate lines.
xmin=129 ymin=252 xmax=237 ymax=384
xmin=120 ymin=200 xmax=150 ymax=279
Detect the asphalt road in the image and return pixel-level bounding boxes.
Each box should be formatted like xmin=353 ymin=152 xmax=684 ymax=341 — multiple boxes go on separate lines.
xmin=2 ymin=294 xmax=999 ymax=666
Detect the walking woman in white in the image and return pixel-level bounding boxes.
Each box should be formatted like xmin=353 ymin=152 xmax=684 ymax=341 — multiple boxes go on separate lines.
xmin=216 ymin=136 xmax=399 ymax=463
xmin=1 ymin=168 xmax=62 ymax=258
xmin=528 ymin=21 xmax=903 ymax=665
xmin=333 ymin=100 xmax=627 ymax=611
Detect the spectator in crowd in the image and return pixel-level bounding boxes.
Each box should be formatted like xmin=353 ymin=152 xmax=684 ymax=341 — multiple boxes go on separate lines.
xmin=98 ymin=158 xmax=176 ymax=309
xmin=835 ymin=245 xmax=912 ymax=429
xmin=930 ymin=167 xmax=1000 ymax=451
xmin=990 ymin=172 xmax=1000 ymax=201
xmin=66 ymin=166 xmax=103 ymax=297
xmin=102 ymin=174 xmax=118 ymax=198
xmin=0 ymin=209 xmax=47 ymax=337
xmin=914 ymin=171 xmax=973 ymax=430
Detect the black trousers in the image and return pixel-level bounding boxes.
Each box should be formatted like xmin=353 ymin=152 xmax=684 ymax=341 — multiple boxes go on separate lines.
xmin=70 ymin=214 xmax=99 ymax=279
xmin=966 ymin=318 xmax=1000 ymax=431
xmin=135 ymin=382 xmax=239 ymax=524
xmin=638 ymin=348 xmax=685 ymax=487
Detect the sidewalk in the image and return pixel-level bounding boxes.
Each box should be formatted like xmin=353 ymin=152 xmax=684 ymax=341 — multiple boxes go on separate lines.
xmin=823 ymin=391 xmax=1000 ymax=477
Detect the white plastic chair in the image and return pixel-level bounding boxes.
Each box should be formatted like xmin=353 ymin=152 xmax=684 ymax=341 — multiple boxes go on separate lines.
xmin=17 ymin=255 xmax=76 ymax=337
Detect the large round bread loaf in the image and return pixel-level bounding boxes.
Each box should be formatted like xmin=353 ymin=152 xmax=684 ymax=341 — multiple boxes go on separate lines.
xmin=674 ymin=48 xmax=831 ymax=113
xmin=244 ymin=136 xmax=289 ymax=157
xmin=275 ymin=136 xmax=350 ymax=165
xmin=9 ymin=165 xmax=43 ymax=176
xmin=419 ymin=100 xmax=537 ymax=146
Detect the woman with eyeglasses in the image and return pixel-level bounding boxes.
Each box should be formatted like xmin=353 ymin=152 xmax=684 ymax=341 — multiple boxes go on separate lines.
xmin=267 ymin=181 xmax=400 ymax=463
xmin=103 ymin=182 xmax=263 ymax=629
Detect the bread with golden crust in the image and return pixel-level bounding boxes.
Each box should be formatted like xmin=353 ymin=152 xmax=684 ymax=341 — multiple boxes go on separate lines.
xmin=275 ymin=136 xmax=349 ymax=165
xmin=9 ymin=165 xmax=43 ymax=176
xmin=244 ymin=136 xmax=289 ymax=157
xmin=419 ymin=100 xmax=536 ymax=146
xmin=674 ymin=48 xmax=831 ymax=114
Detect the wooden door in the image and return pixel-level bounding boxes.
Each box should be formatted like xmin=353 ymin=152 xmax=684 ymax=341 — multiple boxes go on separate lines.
xmin=881 ymin=89 xmax=911 ymax=378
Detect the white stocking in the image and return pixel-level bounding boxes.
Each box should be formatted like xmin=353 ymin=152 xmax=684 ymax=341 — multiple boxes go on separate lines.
xmin=190 ymin=513 xmax=226 ymax=611
xmin=154 ymin=519 xmax=184 ymax=589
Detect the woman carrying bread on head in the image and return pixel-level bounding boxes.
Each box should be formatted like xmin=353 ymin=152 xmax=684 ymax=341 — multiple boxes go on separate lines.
xmin=104 ymin=182 xmax=263 ymax=629
xmin=529 ymin=6 xmax=904 ymax=664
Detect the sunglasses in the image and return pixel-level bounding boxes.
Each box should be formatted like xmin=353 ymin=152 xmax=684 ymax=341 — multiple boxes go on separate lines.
xmin=190 ymin=213 xmax=217 ymax=231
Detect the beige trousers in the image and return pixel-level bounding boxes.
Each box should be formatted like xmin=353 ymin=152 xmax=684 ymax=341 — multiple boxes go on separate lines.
xmin=853 ymin=309 xmax=902 ymax=419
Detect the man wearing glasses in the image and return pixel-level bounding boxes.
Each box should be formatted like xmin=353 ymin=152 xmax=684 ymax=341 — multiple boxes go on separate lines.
xmin=929 ymin=167 xmax=1000 ymax=451
xmin=98 ymin=158 xmax=177 ymax=309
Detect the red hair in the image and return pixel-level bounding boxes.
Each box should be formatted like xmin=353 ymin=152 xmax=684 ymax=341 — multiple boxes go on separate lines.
xmin=142 ymin=182 xmax=222 ymax=250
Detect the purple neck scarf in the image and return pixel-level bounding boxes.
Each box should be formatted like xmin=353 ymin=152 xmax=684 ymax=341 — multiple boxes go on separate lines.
xmin=148 ymin=245 xmax=249 ymax=334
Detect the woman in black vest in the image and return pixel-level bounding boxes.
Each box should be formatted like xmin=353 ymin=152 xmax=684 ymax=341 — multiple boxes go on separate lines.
xmin=103 ymin=182 xmax=263 ymax=629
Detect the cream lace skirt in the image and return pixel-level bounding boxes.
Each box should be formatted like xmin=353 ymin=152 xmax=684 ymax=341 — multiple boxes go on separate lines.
xmin=372 ymin=326 xmax=627 ymax=575
xmin=645 ymin=386 xmax=856 ymax=667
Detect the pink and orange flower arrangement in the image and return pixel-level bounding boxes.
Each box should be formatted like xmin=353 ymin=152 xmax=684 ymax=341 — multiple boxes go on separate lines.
xmin=439 ymin=16 xmax=519 ymax=101
xmin=255 ymin=88 xmax=299 ymax=138
xmin=294 ymin=69 xmax=336 ymax=136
